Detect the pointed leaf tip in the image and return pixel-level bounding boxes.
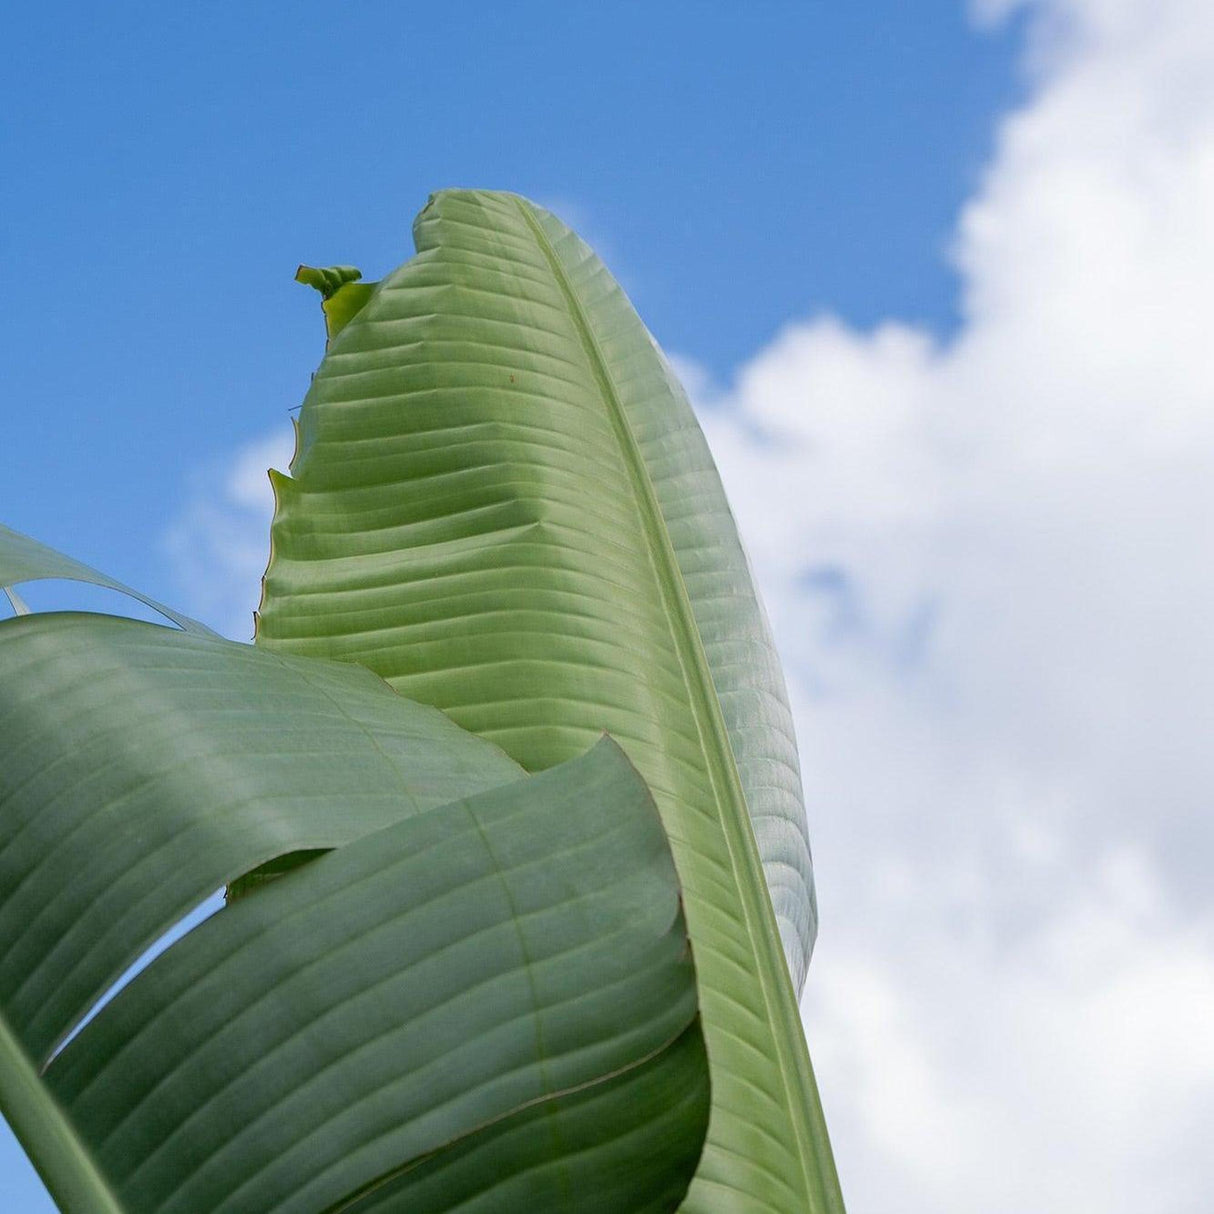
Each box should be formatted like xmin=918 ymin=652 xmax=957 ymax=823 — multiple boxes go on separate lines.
xmin=294 ymin=264 xmax=363 ymax=299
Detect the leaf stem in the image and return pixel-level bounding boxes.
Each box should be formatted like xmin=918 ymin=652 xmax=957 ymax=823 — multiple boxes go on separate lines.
xmin=0 ymin=1014 xmax=123 ymax=1214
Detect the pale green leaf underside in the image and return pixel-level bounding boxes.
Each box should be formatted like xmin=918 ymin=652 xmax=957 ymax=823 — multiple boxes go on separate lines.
xmin=258 ymin=190 xmax=840 ymax=1212
xmin=0 ymin=607 xmax=708 ymax=1212
xmin=0 ymin=523 xmax=215 ymax=637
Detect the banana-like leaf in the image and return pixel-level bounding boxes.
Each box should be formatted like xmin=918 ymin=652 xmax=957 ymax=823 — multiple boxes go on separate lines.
xmin=0 ymin=611 xmax=523 ymax=1065
xmin=0 ymin=523 xmax=215 ymax=636
xmin=258 ymin=190 xmax=842 ymax=1212
xmin=0 ymin=565 xmax=710 ymax=1210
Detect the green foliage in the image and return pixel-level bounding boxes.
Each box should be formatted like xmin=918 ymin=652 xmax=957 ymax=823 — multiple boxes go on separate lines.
xmin=0 ymin=191 xmax=843 ymax=1213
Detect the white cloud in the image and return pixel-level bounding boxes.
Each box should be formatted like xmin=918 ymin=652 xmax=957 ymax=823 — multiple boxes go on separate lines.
xmin=689 ymin=0 xmax=1214 ymax=1209
xmin=164 ymin=427 xmax=293 ymax=639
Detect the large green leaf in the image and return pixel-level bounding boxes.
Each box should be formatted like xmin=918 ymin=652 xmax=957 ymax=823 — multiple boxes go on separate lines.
xmin=0 ymin=611 xmax=522 ymax=1064
xmin=0 ymin=530 xmax=710 ymax=1211
xmin=0 ymin=605 xmax=708 ymax=1212
xmin=48 ymin=737 xmax=707 ymax=1214
xmin=258 ymin=190 xmax=842 ymax=1212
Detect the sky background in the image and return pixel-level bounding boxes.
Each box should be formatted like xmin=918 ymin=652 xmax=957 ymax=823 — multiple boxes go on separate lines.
xmin=3 ymin=1 xmax=1212 ymax=1211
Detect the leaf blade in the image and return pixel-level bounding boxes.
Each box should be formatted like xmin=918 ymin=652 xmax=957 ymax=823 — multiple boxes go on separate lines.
xmin=0 ymin=589 xmax=708 ymax=1211
xmin=0 ymin=611 xmax=523 ymax=1066
xmin=0 ymin=523 xmax=216 ymax=637
xmin=45 ymin=737 xmax=708 ymax=1214
xmin=258 ymin=189 xmax=841 ymax=1212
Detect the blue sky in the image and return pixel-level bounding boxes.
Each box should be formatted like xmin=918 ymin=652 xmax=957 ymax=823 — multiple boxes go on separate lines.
xmin=7 ymin=3 xmax=1214 ymax=1212
xmin=2 ymin=1 xmax=1020 ymax=618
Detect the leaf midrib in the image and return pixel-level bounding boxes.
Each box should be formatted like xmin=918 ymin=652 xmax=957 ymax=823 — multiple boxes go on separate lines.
xmin=512 ymin=198 xmax=830 ymax=1209
xmin=0 ymin=1011 xmax=122 ymax=1214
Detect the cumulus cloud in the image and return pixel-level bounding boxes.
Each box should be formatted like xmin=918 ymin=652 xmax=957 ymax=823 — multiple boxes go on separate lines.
xmin=689 ymin=0 xmax=1214 ymax=1209
xmin=165 ymin=427 xmax=293 ymax=638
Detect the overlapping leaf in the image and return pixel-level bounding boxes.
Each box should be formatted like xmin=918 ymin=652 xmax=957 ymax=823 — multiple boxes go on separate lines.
xmin=258 ymin=190 xmax=841 ymax=1213
xmin=0 ymin=611 xmax=522 ymax=1065
xmin=45 ymin=736 xmax=707 ymax=1214
xmin=0 ymin=523 xmax=215 ymax=636
xmin=0 ymin=539 xmax=709 ymax=1212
